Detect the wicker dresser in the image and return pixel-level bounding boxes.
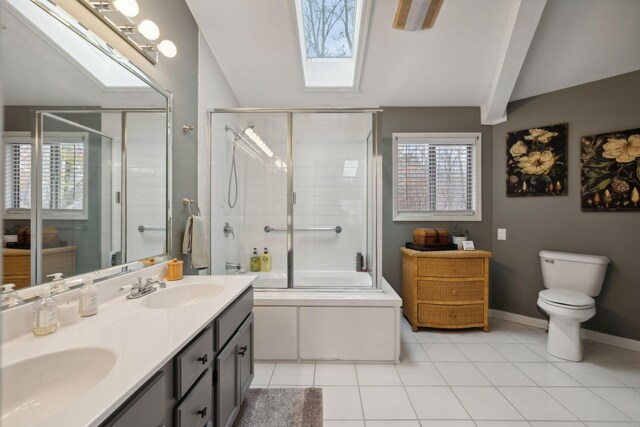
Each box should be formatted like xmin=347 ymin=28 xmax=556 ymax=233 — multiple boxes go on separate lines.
xmin=401 ymin=248 xmax=491 ymax=332
xmin=3 ymin=246 xmax=78 ymax=288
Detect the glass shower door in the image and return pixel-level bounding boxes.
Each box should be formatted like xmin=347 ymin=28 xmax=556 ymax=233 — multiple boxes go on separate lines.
xmin=291 ymin=112 xmax=374 ymax=288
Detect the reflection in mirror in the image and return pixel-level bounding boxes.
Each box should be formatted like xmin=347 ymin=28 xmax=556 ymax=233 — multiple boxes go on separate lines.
xmin=2 ymin=0 xmax=171 ymax=291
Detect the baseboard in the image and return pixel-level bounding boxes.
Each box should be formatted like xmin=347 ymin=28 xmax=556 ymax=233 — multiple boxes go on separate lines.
xmin=489 ymin=309 xmax=640 ymax=352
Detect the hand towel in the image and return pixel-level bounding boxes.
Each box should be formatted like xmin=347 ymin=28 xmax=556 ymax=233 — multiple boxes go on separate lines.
xmin=182 ymin=215 xmax=209 ymax=269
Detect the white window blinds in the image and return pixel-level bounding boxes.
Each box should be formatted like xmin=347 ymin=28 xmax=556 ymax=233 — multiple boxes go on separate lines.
xmin=5 ymin=134 xmax=86 ymax=215
xmin=393 ymin=133 xmax=481 ymax=221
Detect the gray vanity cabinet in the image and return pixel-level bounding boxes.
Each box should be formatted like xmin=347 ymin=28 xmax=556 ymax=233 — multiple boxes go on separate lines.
xmin=102 ymin=371 xmax=167 ymax=427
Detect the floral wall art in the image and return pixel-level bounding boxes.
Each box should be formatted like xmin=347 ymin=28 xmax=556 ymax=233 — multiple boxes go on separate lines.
xmin=581 ymin=128 xmax=640 ymax=211
xmin=506 ymin=123 xmax=568 ymax=197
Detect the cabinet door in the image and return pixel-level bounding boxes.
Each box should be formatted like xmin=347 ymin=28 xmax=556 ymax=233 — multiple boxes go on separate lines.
xmin=215 ymin=331 xmax=240 ymax=427
xmin=102 ymin=372 xmax=166 ymax=427
xmin=238 ymin=313 xmax=254 ymax=401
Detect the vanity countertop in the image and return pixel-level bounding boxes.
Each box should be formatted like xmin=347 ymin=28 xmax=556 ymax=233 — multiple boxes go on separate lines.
xmin=1 ymin=273 xmax=256 ymax=427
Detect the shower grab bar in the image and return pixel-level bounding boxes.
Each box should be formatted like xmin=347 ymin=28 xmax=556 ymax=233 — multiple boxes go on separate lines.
xmin=264 ymin=225 xmax=342 ymax=234
xmin=138 ymin=225 xmax=166 ymax=233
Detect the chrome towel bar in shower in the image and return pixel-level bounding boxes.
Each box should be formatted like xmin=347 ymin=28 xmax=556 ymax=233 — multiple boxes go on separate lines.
xmin=138 ymin=225 xmax=166 ymax=233
xmin=264 ymin=225 xmax=342 ymax=233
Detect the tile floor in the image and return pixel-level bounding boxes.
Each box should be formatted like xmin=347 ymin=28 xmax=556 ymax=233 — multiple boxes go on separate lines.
xmin=252 ymin=317 xmax=640 ymax=426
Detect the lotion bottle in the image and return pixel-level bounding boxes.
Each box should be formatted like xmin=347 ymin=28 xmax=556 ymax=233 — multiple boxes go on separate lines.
xmin=79 ymin=276 xmax=98 ymax=317
xmin=33 ymin=284 xmax=57 ymax=336
xmin=260 ymin=248 xmax=272 ymax=272
xmin=250 ymin=248 xmax=261 ymax=272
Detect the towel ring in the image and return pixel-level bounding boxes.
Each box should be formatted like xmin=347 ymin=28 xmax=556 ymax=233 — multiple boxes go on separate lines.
xmin=182 ymin=198 xmax=202 ymax=216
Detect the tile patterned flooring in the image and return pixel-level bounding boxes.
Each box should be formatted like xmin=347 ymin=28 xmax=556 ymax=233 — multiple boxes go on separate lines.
xmin=252 ymin=317 xmax=640 ymax=426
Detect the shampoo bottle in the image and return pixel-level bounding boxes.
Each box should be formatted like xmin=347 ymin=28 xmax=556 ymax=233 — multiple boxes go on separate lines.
xmin=79 ymin=276 xmax=98 ymax=317
xmin=250 ymin=248 xmax=261 ymax=272
xmin=260 ymin=248 xmax=272 ymax=272
xmin=33 ymin=284 xmax=57 ymax=336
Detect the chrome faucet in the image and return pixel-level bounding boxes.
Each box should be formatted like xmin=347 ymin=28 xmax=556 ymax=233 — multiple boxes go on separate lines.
xmin=225 ymin=262 xmax=241 ymax=270
xmin=119 ymin=275 xmax=165 ymax=300
xmin=223 ymin=222 xmax=234 ymax=238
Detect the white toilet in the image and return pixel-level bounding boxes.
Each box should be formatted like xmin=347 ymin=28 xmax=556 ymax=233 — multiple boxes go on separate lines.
xmin=537 ymin=250 xmax=610 ymax=361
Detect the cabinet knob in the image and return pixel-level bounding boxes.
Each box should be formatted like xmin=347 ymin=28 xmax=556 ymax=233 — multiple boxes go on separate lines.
xmin=239 ymin=345 xmax=248 ymax=357
xmin=451 ymin=289 xmax=457 ymax=295
xmin=198 ymin=354 xmax=208 ymax=365
xmin=451 ymin=313 xmax=457 ymax=318
xmin=197 ymin=407 xmax=208 ymax=418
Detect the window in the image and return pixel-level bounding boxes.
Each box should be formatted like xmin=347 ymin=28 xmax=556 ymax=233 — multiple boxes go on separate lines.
xmin=293 ymin=0 xmax=370 ymax=88
xmin=393 ymin=133 xmax=482 ymax=221
xmin=4 ymin=132 xmax=87 ymax=219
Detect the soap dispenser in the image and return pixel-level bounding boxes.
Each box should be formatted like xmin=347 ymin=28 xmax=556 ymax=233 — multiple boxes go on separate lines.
xmin=47 ymin=272 xmax=67 ymax=294
xmin=33 ymin=284 xmax=58 ymax=336
xmin=1 ymin=283 xmax=23 ymax=307
xmin=79 ymin=276 xmax=98 ymax=317
xmin=260 ymin=248 xmax=272 ymax=272
xmin=250 ymin=248 xmax=261 ymax=272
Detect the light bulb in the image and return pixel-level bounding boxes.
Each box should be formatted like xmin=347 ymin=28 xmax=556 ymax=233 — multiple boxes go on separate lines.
xmin=158 ymin=40 xmax=177 ymax=58
xmin=138 ymin=20 xmax=160 ymax=41
xmin=113 ymin=0 xmax=139 ymax=17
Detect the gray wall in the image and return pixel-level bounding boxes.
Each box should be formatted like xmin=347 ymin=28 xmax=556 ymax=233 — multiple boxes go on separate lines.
xmin=381 ymin=107 xmax=494 ymax=295
xmin=492 ymin=70 xmax=640 ymax=340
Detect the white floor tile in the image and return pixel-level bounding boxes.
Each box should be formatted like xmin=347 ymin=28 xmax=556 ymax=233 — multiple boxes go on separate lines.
xmin=555 ymin=363 xmax=626 ymax=387
xmin=529 ymin=423 xmax=587 ymax=427
xmin=514 ymin=363 xmax=581 ymax=387
xmin=356 ymin=363 xmax=403 ymax=386
xmin=452 ymin=386 xmax=523 ymax=420
xmin=474 ymin=422 xmax=531 ymax=427
xmin=401 ymin=328 xmax=419 ymax=344
xmin=435 ymin=362 xmax=491 ymax=386
xmin=324 ymin=421 xmax=366 ymax=427
xmin=360 ymin=386 xmax=416 ymax=420
xmin=395 ymin=362 xmax=447 ymax=386
xmin=479 ymin=331 xmax=519 ymax=344
xmin=446 ymin=331 xmax=487 ymax=344
xmin=544 ymin=387 xmax=631 ymax=422
xmin=492 ymin=343 xmax=547 ymax=362
xmin=366 ymin=421 xmax=421 ymax=427
xmin=269 ymin=362 xmax=315 ymax=386
xmin=582 ymin=343 xmax=627 ymax=363
xmin=456 ymin=343 xmax=507 ymax=362
xmin=507 ymin=329 xmax=548 ymax=344
xmin=405 ymin=386 xmax=470 ymax=420
xmin=499 ymin=387 xmax=577 ymax=421
xmin=419 ymin=421 xmax=475 ymax=427
xmin=315 ymin=363 xmax=358 ymax=386
xmin=591 ymin=388 xmax=640 ymax=421
xmin=526 ymin=343 xmax=573 ymax=363
xmin=414 ymin=330 xmax=452 ymax=344
xmin=322 ymin=386 xmax=363 ymax=420
xmin=401 ymin=343 xmax=431 ymax=362
xmin=592 ymin=364 xmax=640 ymax=387
xmin=253 ymin=362 xmax=275 ymax=385
xmin=475 ymin=362 xmax=536 ymax=386
xmin=422 ymin=344 xmax=468 ymax=362
xmin=584 ymin=423 xmax=640 ymax=427
xmin=606 ymin=346 xmax=640 ymax=363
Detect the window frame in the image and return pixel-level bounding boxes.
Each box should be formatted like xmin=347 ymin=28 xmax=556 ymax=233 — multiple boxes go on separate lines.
xmin=4 ymin=131 xmax=89 ymax=220
xmin=392 ymin=132 xmax=482 ymax=222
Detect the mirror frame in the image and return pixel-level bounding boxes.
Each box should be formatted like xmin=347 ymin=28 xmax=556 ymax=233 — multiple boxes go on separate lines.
xmin=3 ymin=0 xmax=173 ymax=295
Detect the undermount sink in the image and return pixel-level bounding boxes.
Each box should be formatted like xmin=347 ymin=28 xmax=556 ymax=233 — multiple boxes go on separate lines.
xmin=1 ymin=347 xmax=116 ymax=426
xmin=140 ymin=283 xmax=225 ymax=309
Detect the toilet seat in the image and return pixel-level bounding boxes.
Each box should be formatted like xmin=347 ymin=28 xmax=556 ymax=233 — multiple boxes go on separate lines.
xmin=539 ymin=289 xmax=594 ymax=309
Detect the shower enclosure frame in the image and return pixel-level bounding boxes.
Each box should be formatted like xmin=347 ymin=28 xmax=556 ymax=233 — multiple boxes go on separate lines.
xmin=209 ymin=108 xmax=383 ymax=291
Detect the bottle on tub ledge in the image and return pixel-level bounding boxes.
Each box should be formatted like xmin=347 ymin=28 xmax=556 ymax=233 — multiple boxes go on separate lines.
xmin=260 ymin=248 xmax=272 ymax=272
xmin=250 ymin=248 xmax=261 ymax=272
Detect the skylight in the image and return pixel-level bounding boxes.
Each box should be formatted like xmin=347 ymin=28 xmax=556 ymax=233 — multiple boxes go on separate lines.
xmin=294 ymin=0 xmax=369 ymax=89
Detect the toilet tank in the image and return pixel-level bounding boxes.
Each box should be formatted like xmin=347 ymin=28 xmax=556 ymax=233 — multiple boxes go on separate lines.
xmin=539 ymin=250 xmax=610 ymax=296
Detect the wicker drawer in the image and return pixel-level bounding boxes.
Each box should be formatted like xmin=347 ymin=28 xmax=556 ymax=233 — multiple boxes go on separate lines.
xmin=417 ymin=257 xmax=484 ymax=278
xmin=417 ymin=280 xmax=484 ymax=302
xmin=417 ymin=303 xmax=484 ymax=326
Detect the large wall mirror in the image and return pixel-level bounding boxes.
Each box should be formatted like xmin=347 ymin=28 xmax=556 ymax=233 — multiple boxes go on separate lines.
xmin=2 ymin=0 xmax=171 ymax=290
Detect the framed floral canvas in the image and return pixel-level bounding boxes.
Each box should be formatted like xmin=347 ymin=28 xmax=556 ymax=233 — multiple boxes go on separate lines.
xmin=506 ymin=123 xmax=568 ymax=197
xmin=581 ymin=128 xmax=640 ymax=211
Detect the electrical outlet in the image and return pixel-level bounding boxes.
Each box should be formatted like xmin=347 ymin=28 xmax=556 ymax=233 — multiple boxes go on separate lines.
xmin=497 ymin=228 xmax=507 ymax=241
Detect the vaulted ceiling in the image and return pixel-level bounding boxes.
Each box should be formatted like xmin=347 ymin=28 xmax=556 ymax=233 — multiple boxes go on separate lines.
xmin=188 ymin=0 xmax=640 ymax=124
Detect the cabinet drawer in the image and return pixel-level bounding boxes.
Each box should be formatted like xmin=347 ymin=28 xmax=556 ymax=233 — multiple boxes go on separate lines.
xmin=417 ymin=303 xmax=484 ymax=326
xmin=216 ymin=287 xmax=253 ymax=350
xmin=417 ymin=258 xmax=484 ymax=278
xmin=175 ymin=326 xmax=214 ymax=399
xmin=175 ymin=368 xmax=213 ymax=427
xmin=417 ymin=280 xmax=484 ymax=302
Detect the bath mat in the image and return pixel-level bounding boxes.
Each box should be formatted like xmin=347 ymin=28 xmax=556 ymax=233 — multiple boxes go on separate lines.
xmin=233 ymin=387 xmax=323 ymax=427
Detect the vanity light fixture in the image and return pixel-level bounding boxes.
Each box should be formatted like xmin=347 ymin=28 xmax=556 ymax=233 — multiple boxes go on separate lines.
xmin=81 ymin=0 xmax=177 ymax=63
xmin=244 ymin=126 xmax=273 ymax=158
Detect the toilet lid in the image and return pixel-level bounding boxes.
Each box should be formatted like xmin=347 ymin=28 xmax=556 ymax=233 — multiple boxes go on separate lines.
xmin=539 ymin=289 xmax=594 ymax=308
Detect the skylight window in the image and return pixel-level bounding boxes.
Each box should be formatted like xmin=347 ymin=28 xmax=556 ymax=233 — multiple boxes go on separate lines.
xmin=295 ymin=0 xmax=370 ymax=89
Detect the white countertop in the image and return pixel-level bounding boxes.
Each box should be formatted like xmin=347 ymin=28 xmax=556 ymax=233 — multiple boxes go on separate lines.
xmin=1 ymin=273 xmax=256 ymax=427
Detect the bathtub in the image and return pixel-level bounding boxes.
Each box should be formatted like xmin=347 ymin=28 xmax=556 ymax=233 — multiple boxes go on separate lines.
xmin=252 ymin=276 xmax=402 ymax=362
